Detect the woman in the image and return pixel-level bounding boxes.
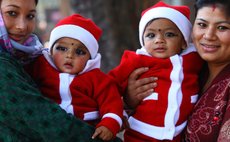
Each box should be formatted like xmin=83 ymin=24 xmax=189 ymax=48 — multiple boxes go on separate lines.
xmin=184 ymin=0 xmax=230 ymax=141
xmin=126 ymin=0 xmax=230 ymax=141
xmin=0 ymin=0 xmax=115 ymax=141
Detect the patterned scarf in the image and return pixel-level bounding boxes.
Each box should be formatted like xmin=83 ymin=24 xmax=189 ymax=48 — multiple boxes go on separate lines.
xmin=0 ymin=13 xmax=43 ymax=64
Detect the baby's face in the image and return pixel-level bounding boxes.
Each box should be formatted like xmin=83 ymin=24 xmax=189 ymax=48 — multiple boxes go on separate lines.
xmin=51 ymin=37 xmax=90 ymax=74
xmin=143 ymin=18 xmax=186 ymax=58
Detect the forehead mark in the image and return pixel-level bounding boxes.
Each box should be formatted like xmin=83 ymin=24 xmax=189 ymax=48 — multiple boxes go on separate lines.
xmin=212 ymin=4 xmax=216 ymax=12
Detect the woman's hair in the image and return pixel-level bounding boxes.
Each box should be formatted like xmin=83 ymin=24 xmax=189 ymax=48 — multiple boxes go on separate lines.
xmin=195 ymin=0 xmax=230 ymax=16
xmin=0 ymin=0 xmax=39 ymax=5
xmin=35 ymin=0 xmax=39 ymax=5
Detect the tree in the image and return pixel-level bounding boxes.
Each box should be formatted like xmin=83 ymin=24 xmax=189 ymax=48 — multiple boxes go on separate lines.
xmin=69 ymin=0 xmax=195 ymax=73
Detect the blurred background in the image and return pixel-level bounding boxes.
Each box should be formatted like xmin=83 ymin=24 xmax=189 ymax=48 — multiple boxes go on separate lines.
xmin=36 ymin=0 xmax=196 ymax=73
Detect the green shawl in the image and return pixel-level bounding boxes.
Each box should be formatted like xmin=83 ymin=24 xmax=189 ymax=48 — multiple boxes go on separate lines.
xmin=0 ymin=52 xmax=122 ymax=142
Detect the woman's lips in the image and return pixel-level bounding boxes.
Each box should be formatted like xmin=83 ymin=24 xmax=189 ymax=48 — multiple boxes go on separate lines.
xmin=9 ymin=34 xmax=25 ymax=42
xmin=200 ymin=43 xmax=220 ymax=52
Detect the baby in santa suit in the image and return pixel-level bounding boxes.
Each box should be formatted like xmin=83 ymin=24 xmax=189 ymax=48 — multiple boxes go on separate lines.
xmin=26 ymin=14 xmax=123 ymax=141
xmin=108 ymin=1 xmax=204 ymax=142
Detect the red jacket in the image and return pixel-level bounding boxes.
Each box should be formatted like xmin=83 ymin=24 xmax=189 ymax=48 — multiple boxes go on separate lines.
xmin=109 ymin=48 xmax=204 ymax=141
xmin=26 ymin=55 xmax=123 ymax=137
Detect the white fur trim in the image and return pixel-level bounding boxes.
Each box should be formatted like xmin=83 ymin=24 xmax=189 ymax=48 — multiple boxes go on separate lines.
xmin=164 ymin=55 xmax=183 ymax=130
xmin=139 ymin=7 xmax=192 ymax=47
xmin=49 ymin=25 xmax=98 ymax=58
xmin=78 ymin=53 xmax=101 ymax=75
xmin=128 ymin=116 xmax=187 ymax=140
xmin=102 ymin=113 xmax=122 ymax=127
xmin=136 ymin=46 xmax=152 ymax=56
xmin=83 ymin=111 xmax=100 ymax=121
xmin=59 ymin=73 xmax=75 ymax=115
xmin=42 ymin=50 xmax=57 ymax=69
xmin=191 ymin=94 xmax=198 ymax=103
xmin=143 ymin=92 xmax=158 ymax=101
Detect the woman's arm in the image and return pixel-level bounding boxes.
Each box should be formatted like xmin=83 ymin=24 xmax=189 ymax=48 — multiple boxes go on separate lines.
xmin=124 ymin=67 xmax=157 ymax=108
xmin=0 ymin=52 xmax=105 ymax=142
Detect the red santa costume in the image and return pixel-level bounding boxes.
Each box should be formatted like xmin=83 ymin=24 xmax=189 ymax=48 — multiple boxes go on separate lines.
xmin=26 ymin=14 xmax=123 ymax=137
xmin=108 ymin=2 xmax=204 ymax=141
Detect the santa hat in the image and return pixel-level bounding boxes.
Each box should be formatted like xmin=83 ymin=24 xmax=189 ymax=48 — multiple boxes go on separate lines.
xmin=49 ymin=14 xmax=102 ymax=58
xmin=139 ymin=1 xmax=192 ymax=47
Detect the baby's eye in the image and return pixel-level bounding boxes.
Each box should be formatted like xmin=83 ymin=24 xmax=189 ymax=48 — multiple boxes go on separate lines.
xmin=55 ymin=46 xmax=67 ymax=51
xmin=75 ymin=48 xmax=86 ymax=55
xmin=146 ymin=33 xmax=155 ymax=38
xmin=165 ymin=32 xmax=177 ymax=37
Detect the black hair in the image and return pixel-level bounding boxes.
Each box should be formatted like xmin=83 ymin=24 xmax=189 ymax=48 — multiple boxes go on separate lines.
xmin=35 ymin=0 xmax=38 ymax=5
xmin=195 ymin=0 xmax=230 ymax=16
xmin=0 ymin=0 xmax=38 ymax=5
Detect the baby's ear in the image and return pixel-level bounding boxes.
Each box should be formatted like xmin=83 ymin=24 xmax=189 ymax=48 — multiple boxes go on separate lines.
xmin=181 ymin=40 xmax=187 ymax=50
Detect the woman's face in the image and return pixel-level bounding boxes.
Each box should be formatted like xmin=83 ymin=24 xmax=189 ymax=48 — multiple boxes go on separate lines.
xmin=192 ymin=5 xmax=230 ymax=66
xmin=0 ymin=0 xmax=37 ymax=44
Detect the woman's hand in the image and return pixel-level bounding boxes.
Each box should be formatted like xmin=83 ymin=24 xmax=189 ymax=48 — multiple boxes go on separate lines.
xmin=125 ymin=67 xmax=158 ymax=108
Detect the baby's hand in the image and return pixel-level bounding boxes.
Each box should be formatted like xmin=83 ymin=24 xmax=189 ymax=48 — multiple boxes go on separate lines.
xmin=92 ymin=126 xmax=113 ymax=141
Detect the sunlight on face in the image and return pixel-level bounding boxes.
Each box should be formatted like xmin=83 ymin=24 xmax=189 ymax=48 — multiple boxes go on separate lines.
xmin=51 ymin=37 xmax=90 ymax=75
xmin=143 ymin=18 xmax=186 ymax=58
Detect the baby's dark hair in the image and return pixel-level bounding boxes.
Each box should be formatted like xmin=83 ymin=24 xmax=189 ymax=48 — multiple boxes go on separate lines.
xmin=195 ymin=0 xmax=230 ymax=16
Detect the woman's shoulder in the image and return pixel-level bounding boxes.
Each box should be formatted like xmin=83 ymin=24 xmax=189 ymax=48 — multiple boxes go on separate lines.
xmin=213 ymin=63 xmax=230 ymax=85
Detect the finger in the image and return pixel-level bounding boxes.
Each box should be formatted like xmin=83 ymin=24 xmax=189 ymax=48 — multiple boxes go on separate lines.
xmin=125 ymin=81 xmax=156 ymax=108
xmin=92 ymin=129 xmax=101 ymax=139
xmin=135 ymin=81 xmax=157 ymax=96
xmin=128 ymin=67 xmax=149 ymax=81
xmin=137 ymin=88 xmax=154 ymax=100
xmin=136 ymin=77 xmax=158 ymax=87
xmin=128 ymin=77 xmax=157 ymax=96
